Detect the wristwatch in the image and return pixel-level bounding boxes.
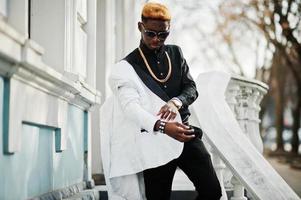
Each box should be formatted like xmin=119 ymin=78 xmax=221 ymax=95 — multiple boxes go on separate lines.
xmin=170 ymin=97 xmax=183 ymax=110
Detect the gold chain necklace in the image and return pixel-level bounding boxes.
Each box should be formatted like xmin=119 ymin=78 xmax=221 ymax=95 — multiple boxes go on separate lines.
xmin=138 ymin=47 xmax=172 ymax=83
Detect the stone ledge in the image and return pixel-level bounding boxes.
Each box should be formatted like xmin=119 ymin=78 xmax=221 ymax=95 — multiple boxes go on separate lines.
xmin=28 ymin=181 xmax=99 ymax=200
xmin=63 ymin=189 xmax=99 ymax=200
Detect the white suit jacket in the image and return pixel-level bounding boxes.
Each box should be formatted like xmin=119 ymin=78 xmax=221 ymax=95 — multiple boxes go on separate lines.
xmin=100 ymin=60 xmax=183 ymax=200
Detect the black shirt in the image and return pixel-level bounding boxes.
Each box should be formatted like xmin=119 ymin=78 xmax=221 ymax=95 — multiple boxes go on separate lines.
xmin=124 ymin=41 xmax=198 ymax=122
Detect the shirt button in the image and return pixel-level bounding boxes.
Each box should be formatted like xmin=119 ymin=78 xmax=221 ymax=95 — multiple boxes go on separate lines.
xmin=160 ymin=73 xmax=164 ymax=76
xmin=164 ymin=85 xmax=167 ymax=88
xmin=157 ymin=61 xmax=160 ymax=64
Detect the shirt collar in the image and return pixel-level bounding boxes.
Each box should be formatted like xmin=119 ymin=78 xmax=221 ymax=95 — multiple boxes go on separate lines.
xmin=139 ymin=40 xmax=166 ymax=58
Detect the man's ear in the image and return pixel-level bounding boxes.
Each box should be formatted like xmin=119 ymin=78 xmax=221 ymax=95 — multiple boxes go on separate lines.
xmin=138 ymin=22 xmax=142 ymax=32
xmin=167 ymin=22 xmax=171 ymax=31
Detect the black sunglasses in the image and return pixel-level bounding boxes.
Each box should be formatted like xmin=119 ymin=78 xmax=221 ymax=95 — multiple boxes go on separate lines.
xmin=141 ymin=24 xmax=170 ymax=40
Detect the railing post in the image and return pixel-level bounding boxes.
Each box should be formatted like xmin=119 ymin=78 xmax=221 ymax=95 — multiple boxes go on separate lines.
xmin=230 ymin=80 xmax=267 ymax=200
xmin=224 ymin=77 xmax=268 ymax=200
xmin=230 ymin=177 xmax=247 ymax=200
xmin=234 ymin=84 xmax=264 ymax=153
xmin=210 ymin=147 xmax=228 ymax=200
xmin=224 ymin=82 xmax=245 ymax=198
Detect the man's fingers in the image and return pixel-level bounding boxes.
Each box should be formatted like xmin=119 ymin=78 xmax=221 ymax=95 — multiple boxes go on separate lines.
xmin=180 ymin=133 xmax=195 ymax=142
xmin=157 ymin=104 xmax=168 ymax=115
xmin=168 ymin=114 xmax=176 ymax=121
xmin=182 ymin=128 xmax=194 ymax=135
xmin=178 ymin=123 xmax=190 ymax=130
xmin=176 ymin=133 xmax=195 ymax=142
xmin=161 ymin=110 xmax=170 ymax=119
xmin=167 ymin=115 xmax=172 ymax=121
xmin=157 ymin=108 xmax=164 ymax=116
xmin=167 ymin=112 xmax=176 ymax=121
xmin=175 ymin=134 xmax=185 ymax=142
xmin=165 ymin=122 xmax=195 ymax=142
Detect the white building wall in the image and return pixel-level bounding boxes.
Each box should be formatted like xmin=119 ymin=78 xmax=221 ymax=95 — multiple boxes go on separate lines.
xmin=0 ymin=0 xmax=99 ymax=180
xmin=92 ymin=0 xmax=116 ymax=175
xmin=115 ymin=0 xmax=143 ymax=61
xmin=91 ymin=0 xmax=145 ymax=175
xmin=0 ymin=0 xmax=6 ymax=17
xmin=86 ymin=0 xmax=97 ymax=88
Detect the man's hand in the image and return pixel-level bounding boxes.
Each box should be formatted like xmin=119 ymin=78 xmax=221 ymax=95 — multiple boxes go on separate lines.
xmin=164 ymin=122 xmax=195 ymax=142
xmin=157 ymin=102 xmax=178 ymax=121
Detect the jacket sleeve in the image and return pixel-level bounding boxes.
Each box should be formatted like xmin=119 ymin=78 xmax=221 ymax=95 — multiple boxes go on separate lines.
xmin=176 ymin=47 xmax=198 ymax=106
xmin=109 ymin=76 xmax=158 ymax=134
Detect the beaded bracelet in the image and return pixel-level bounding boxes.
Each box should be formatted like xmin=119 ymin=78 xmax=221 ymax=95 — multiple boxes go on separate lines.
xmin=158 ymin=120 xmax=166 ymax=133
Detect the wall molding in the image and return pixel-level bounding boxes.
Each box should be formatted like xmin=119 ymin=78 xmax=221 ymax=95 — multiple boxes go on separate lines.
xmin=0 ymin=19 xmax=100 ymax=154
xmin=0 ymin=19 xmax=101 ymax=110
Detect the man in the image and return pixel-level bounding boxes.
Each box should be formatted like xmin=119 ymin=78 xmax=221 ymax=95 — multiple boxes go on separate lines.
xmin=101 ymin=2 xmax=222 ymax=200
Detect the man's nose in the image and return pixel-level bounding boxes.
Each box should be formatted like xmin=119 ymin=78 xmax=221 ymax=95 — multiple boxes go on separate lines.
xmin=152 ymin=35 xmax=161 ymax=42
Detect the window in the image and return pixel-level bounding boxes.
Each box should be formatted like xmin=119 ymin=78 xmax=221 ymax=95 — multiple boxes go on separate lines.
xmin=26 ymin=0 xmax=95 ymax=83
xmin=74 ymin=0 xmax=88 ymax=79
xmin=30 ymin=0 xmax=66 ymax=73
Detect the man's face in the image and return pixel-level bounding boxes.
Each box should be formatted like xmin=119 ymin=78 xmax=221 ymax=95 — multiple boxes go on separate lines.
xmin=138 ymin=19 xmax=170 ymax=50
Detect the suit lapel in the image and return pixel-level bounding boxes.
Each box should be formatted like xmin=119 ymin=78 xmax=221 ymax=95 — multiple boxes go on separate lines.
xmin=126 ymin=61 xmax=170 ymax=102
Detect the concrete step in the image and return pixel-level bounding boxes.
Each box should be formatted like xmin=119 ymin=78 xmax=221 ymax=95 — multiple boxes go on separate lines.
xmin=95 ymin=185 xmax=237 ymax=200
xmin=97 ymin=189 xmax=197 ymax=200
xmin=94 ymin=170 xmax=239 ymax=199
xmin=94 ymin=169 xmax=214 ymax=200
xmin=29 ymin=181 xmax=99 ymax=200
xmin=96 ymin=190 xmax=242 ymax=200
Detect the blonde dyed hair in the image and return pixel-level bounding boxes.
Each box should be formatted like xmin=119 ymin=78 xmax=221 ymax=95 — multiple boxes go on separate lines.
xmin=141 ymin=2 xmax=171 ymax=21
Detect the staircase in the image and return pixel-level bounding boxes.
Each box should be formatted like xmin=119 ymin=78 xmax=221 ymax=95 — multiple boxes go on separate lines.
xmin=96 ymin=187 xmax=198 ymax=200
xmin=94 ymin=169 xmax=231 ymax=200
xmin=94 ymin=169 xmax=198 ymax=200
